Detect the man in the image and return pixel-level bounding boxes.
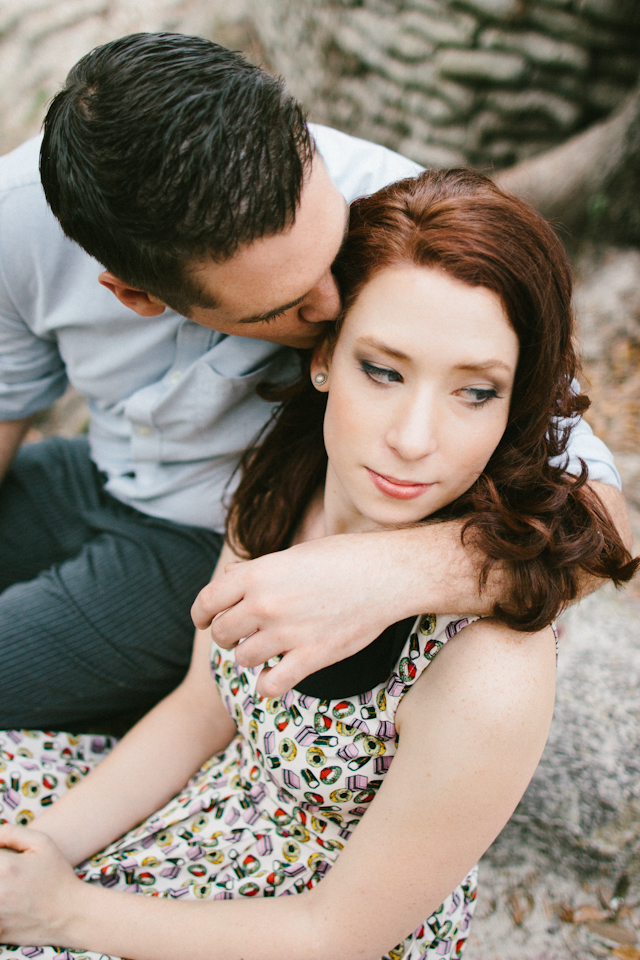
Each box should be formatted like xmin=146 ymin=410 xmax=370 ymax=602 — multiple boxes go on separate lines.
xmin=0 ymin=33 xmax=626 ymax=727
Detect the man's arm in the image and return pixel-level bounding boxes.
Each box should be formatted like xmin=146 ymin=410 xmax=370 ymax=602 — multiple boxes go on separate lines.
xmin=192 ymin=479 xmax=632 ymax=698
xmin=0 ymin=417 xmax=31 ymax=481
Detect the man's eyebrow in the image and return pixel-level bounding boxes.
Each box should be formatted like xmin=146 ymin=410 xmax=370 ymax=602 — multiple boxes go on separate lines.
xmin=238 ymin=295 xmax=307 ymax=324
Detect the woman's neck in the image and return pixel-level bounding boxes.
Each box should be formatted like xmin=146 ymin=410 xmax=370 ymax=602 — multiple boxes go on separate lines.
xmin=293 ymin=466 xmax=387 ymax=545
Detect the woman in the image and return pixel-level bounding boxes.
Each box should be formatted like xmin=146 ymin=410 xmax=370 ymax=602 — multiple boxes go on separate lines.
xmin=0 ymin=170 xmax=635 ymax=960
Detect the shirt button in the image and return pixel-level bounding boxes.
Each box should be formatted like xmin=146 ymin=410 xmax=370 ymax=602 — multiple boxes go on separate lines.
xmin=170 ymin=371 xmax=183 ymax=382
xmin=137 ymin=426 xmax=151 ymax=437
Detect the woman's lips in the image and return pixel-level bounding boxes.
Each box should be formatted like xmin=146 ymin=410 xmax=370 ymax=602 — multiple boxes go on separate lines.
xmin=366 ymin=467 xmax=433 ymax=501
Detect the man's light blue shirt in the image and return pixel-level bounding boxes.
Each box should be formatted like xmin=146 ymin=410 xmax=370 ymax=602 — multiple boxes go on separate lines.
xmin=0 ymin=125 xmax=620 ymax=531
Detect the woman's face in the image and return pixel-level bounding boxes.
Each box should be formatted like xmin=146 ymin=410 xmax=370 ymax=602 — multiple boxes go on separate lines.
xmin=312 ymin=265 xmax=519 ymax=533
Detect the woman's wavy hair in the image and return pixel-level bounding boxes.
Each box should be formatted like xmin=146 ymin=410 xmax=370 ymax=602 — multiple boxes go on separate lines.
xmin=228 ymin=169 xmax=637 ymax=631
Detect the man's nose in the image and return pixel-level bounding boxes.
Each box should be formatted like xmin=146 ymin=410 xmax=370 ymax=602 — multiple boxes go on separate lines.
xmin=298 ymin=271 xmax=342 ymax=323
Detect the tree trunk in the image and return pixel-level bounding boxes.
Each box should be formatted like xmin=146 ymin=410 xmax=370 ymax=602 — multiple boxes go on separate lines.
xmin=496 ymin=79 xmax=640 ymax=247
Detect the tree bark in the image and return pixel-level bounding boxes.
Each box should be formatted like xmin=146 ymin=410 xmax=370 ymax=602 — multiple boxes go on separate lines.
xmin=495 ymin=80 xmax=640 ymax=247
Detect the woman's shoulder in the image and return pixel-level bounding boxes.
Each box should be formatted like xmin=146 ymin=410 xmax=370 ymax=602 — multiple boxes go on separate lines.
xmin=396 ymin=616 xmax=557 ymax=737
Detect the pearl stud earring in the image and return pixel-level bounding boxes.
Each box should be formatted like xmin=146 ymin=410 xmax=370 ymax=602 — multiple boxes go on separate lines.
xmin=314 ymin=372 xmax=328 ymax=385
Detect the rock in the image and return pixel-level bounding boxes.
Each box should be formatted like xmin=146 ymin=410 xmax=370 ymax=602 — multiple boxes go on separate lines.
xmin=479 ymin=27 xmax=589 ymax=72
xmin=573 ymin=244 xmax=640 ymax=454
xmin=456 ymin=0 xmax=524 ymax=19
xmin=400 ymin=8 xmax=478 ymax=47
xmin=435 ymin=47 xmax=528 ymax=83
xmin=528 ymin=4 xmax=626 ymax=48
xmin=616 ymin=452 xmax=640 ymax=515
xmin=390 ymin=27 xmax=436 ymax=63
xmin=0 ymin=0 xmax=258 ymax=156
xmin=405 ymin=94 xmax=458 ymax=124
xmin=396 ymin=136 xmax=465 ymax=167
xmin=485 ymin=88 xmax=581 ymax=130
xmin=252 ymin=1 xmax=640 ymax=170
xmin=433 ymin=77 xmax=478 ymax=115
xmin=578 ymin=0 xmax=640 ymax=26
xmin=466 ymin=583 xmax=640 ymax=960
xmin=585 ymin=77 xmax=635 ymax=112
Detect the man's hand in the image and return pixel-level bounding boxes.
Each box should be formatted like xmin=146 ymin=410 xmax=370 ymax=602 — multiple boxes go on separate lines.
xmin=192 ymin=484 xmax=630 ymax=699
xmin=192 ymin=533 xmax=418 ymax=698
xmin=192 ymin=525 xmax=495 ymax=697
xmin=0 ymin=825 xmax=81 ymax=946
xmin=0 ymin=418 xmax=31 ymax=482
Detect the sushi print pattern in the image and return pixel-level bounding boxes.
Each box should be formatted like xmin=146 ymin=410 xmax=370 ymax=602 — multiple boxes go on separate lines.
xmin=0 ymin=612 xmax=479 ymax=960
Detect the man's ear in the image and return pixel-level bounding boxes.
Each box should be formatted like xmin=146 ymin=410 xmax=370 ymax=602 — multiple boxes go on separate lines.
xmin=98 ymin=271 xmax=166 ymax=317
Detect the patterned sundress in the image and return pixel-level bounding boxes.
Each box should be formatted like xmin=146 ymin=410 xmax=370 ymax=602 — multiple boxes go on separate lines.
xmin=0 ymin=612 xmax=478 ymax=960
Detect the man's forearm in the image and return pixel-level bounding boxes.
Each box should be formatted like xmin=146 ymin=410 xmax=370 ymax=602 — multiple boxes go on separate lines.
xmin=194 ymin=478 xmax=631 ymax=697
xmin=0 ymin=417 xmax=31 ymax=481
xmin=374 ymin=520 xmax=500 ymax=619
xmin=574 ymin=481 xmax=634 ymax=598
xmin=377 ymin=480 xmax=632 ymax=617
xmin=590 ymin=481 xmax=633 ymax=551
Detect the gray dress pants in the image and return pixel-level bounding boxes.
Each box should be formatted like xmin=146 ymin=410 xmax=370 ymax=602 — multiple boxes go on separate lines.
xmin=0 ymin=437 xmax=223 ymax=731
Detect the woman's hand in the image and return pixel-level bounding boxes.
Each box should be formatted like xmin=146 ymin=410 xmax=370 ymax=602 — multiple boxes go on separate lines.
xmin=0 ymin=825 xmax=81 ymax=946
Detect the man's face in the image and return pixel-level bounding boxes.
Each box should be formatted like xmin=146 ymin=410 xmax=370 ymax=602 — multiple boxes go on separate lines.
xmin=185 ymin=156 xmax=349 ymax=348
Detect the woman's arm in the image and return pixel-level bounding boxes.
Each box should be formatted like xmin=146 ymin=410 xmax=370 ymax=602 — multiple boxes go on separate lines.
xmin=1 ymin=618 xmax=556 ymax=959
xmin=29 ymin=547 xmax=240 ymax=866
xmin=193 ymin=478 xmax=627 ymax=696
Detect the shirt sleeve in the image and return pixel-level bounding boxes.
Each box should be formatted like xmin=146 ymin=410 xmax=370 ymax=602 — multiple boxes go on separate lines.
xmin=552 ymin=381 xmax=621 ymax=489
xmin=0 ymin=241 xmax=68 ymax=421
xmin=554 ymin=415 xmax=621 ymax=489
xmin=310 ymin=123 xmax=423 ymax=204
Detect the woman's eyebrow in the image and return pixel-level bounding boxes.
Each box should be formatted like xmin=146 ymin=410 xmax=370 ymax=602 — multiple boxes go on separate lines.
xmin=356 ymin=340 xmax=513 ymax=375
xmin=454 ymin=360 xmax=513 ymax=375
xmin=356 ymin=335 xmax=410 ymax=361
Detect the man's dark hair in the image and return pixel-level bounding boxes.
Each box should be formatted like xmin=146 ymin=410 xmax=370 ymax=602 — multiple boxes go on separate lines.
xmin=40 ymin=32 xmax=314 ymax=315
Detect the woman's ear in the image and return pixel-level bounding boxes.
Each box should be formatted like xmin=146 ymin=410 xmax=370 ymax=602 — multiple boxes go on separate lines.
xmin=310 ymin=344 xmax=331 ymax=392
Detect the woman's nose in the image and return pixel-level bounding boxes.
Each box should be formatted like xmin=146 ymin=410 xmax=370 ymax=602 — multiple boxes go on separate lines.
xmin=298 ymin=272 xmax=342 ymax=323
xmin=386 ymin=396 xmax=439 ymax=462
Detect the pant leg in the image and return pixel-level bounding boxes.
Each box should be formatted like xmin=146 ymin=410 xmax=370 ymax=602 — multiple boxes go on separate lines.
xmin=0 ymin=439 xmax=223 ymax=730
xmin=0 ymin=436 xmax=99 ymax=592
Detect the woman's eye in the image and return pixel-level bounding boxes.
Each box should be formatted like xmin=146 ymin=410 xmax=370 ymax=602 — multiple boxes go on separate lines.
xmin=459 ymin=386 xmax=499 ymax=406
xmin=360 ymin=360 xmax=403 ymax=384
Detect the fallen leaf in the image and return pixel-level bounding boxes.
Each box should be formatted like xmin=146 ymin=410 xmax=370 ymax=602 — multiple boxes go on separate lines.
xmin=573 ymin=905 xmax=610 ymax=923
xmin=612 ymin=947 xmax=640 ymax=960
xmin=588 ymin=921 xmax=638 ymax=945
xmin=598 ymin=885 xmax=614 ymax=910
xmin=507 ymin=889 xmax=534 ymax=926
xmin=557 ymin=905 xmax=574 ymax=923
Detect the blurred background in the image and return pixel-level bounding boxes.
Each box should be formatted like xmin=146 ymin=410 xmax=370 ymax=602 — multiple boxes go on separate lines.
xmin=0 ymin=2 xmax=639 ymax=957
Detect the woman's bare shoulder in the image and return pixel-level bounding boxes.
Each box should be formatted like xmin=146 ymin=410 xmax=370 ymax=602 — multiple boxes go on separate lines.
xmin=397 ymin=616 xmax=557 ymax=738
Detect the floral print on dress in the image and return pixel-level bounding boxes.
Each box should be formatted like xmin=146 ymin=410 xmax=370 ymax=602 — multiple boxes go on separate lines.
xmin=0 ymin=613 xmax=478 ymax=960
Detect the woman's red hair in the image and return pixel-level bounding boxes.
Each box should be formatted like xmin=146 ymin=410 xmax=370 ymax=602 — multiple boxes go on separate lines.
xmin=228 ymin=170 xmax=637 ymax=630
